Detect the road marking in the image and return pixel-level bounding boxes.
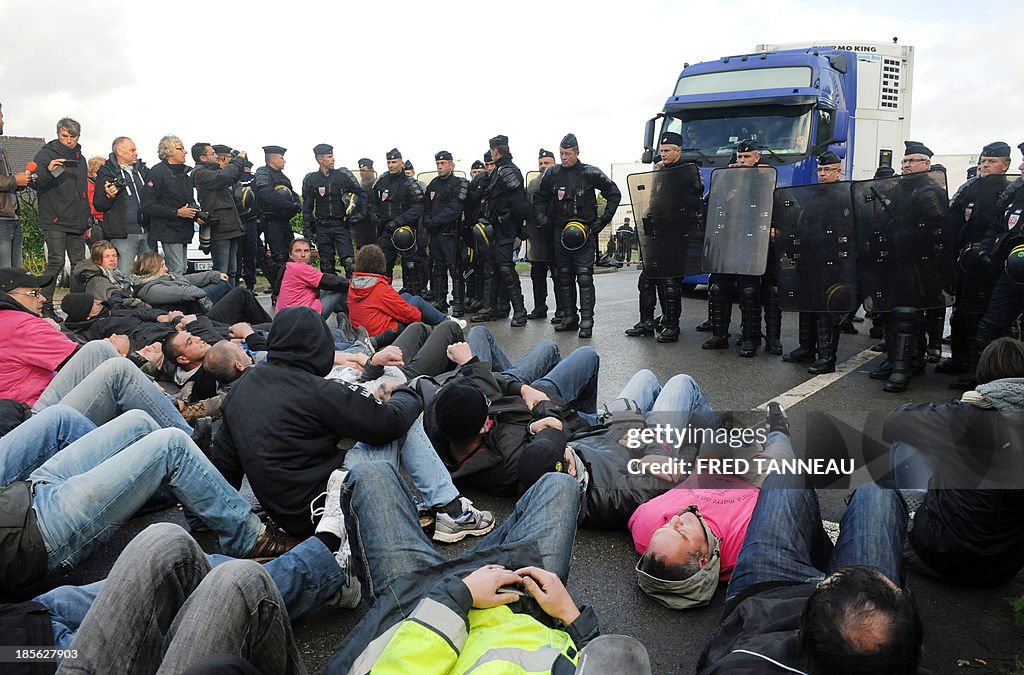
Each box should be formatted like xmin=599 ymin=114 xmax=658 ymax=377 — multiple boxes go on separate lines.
xmin=758 ymin=346 xmax=883 ymax=411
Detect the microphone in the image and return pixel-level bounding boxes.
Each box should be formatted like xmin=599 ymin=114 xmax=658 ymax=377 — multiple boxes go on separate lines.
xmin=24 ymin=161 xmax=38 ymax=183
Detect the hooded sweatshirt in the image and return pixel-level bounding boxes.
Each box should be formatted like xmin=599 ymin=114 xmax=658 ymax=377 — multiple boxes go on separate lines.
xmin=347 ymin=272 xmax=421 ymax=336
xmin=211 ymin=306 xmax=423 ymax=537
xmin=0 ymin=293 xmax=78 ymax=405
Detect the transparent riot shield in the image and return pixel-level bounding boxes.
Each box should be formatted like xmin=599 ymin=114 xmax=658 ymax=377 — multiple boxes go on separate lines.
xmin=626 ymin=163 xmax=704 ymax=278
xmin=416 ymin=170 xmax=467 ymax=186
xmin=525 ymin=170 xmax=556 ymax=263
xmin=702 ymin=166 xmax=777 ymax=276
xmin=853 ymin=169 xmax=952 ymax=311
xmin=773 ymin=182 xmax=858 ymax=312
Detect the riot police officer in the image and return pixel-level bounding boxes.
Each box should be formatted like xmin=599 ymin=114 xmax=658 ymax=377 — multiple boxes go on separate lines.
xmin=477 ymin=135 xmax=530 ymax=327
xmin=252 ymin=145 xmax=300 ymax=264
xmin=533 ymin=134 xmax=621 ymax=338
xmin=423 ymin=150 xmax=469 ymax=316
xmin=938 ymin=141 xmax=1013 ymax=387
xmin=301 ymin=143 xmax=367 ymax=279
xmin=527 ymin=148 xmax=560 ymax=321
xmin=370 ymin=148 xmax=425 ymax=293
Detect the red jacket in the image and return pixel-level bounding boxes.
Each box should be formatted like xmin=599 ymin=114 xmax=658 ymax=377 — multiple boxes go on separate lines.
xmin=347 ymin=272 xmax=421 ymax=336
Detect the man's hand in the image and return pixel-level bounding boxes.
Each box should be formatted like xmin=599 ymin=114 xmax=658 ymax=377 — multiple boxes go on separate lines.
xmin=103 ymin=180 xmax=119 ymax=198
xmin=520 ymin=384 xmax=550 ymax=410
xmin=462 ymin=565 xmax=524 ymax=609
xmin=175 ymin=314 xmax=198 ymax=331
xmin=14 ymin=172 xmax=30 ymax=188
xmin=333 ymin=351 xmax=368 ymax=368
xmin=47 ymin=158 xmax=66 ymax=173
xmin=374 ymin=380 xmax=400 ymax=402
xmin=218 ymin=272 xmax=229 ymax=282
xmin=371 ymin=345 xmax=404 ymax=367
xmin=106 ymin=334 xmax=130 ymax=356
xmin=177 ymin=204 xmax=198 ymax=219
xmin=515 ymin=566 xmax=580 ymax=625
xmin=446 ymin=341 xmax=473 ymax=366
xmin=528 ymin=416 xmax=563 ymax=435
xmin=137 ymin=342 xmax=164 ymax=367
xmin=228 ymin=322 xmax=254 ymax=340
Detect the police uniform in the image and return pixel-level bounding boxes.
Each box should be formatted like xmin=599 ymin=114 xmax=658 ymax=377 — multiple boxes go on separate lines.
xmin=423 ymin=150 xmax=470 ymax=315
xmin=463 ymin=158 xmax=490 ymax=312
xmin=370 ymin=148 xmax=425 ymax=293
xmin=301 ymin=143 xmax=367 ymax=278
xmin=533 ymin=134 xmax=621 ymax=338
xmin=252 ymin=145 xmax=300 ymax=264
xmin=527 ymin=148 xmax=560 ymax=320
xmin=231 ymin=154 xmax=260 ymax=289
xmin=477 ymin=135 xmax=529 ymax=327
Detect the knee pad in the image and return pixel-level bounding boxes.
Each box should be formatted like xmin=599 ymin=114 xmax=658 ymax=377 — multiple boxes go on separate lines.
xmin=558 ymin=266 xmax=574 ymax=283
xmin=709 ymin=282 xmax=725 ymax=302
xmin=575 ymin=267 xmax=593 ymax=287
xmin=740 ymin=285 xmax=760 ymax=303
xmin=662 ymin=279 xmax=681 ymax=301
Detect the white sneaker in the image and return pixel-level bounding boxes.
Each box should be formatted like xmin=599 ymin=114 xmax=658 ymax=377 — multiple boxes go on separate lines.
xmin=447 ymin=316 xmax=469 ymax=330
xmin=312 ymin=469 xmax=348 ymax=541
xmin=433 ymin=497 xmax=496 ymax=543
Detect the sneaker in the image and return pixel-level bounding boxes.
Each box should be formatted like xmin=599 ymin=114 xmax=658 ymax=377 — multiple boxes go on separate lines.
xmin=247 ymin=520 xmax=301 ymax=561
xmin=765 ymin=402 xmax=790 ymax=436
xmin=311 ymin=469 xmax=348 ymax=540
xmin=326 ymin=549 xmax=362 ymax=609
xmin=190 ymin=416 xmax=213 ymax=456
xmin=446 ymin=316 xmax=469 ymax=330
xmin=433 ymin=497 xmax=495 ymax=543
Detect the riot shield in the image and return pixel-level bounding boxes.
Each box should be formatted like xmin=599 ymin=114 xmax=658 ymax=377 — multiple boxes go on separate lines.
xmin=352 ymin=169 xmax=378 ymax=247
xmin=416 ymin=170 xmax=467 ymax=185
xmin=772 ymin=183 xmax=858 ymax=313
xmin=626 ymin=163 xmax=704 ymax=278
xmin=702 ymin=167 xmax=777 ymax=275
xmin=853 ymin=169 xmax=952 ymax=311
xmin=525 ymin=170 xmax=556 ymax=263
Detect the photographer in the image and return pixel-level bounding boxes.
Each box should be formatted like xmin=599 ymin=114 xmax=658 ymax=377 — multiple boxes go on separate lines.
xmin=92 ymin=136 xmax=150 ymax=274
xmin=193 ymin=143 xmax=247 ymax=282
xmin=141 ymin=134 xmax=198 ymax=275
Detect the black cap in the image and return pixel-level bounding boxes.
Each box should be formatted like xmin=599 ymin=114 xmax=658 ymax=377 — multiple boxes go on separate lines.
xmin=1018 ymin=142 xmax=1024 ymax=156
xmin=728 ymin=151 xmax=738 ymax=164
xmin=262 ymin=145 xmax=287 ymax=155
xmin=903 ymin=140 xmax=933 ymax=158
xmin=560 ymin=133 xmax=578 ymax=149
xmin=403 ymin=160 xmax=414 ymax=171
xmin=659 ymin=132 xmax=683 ymax=147
xmin=435 ymin=150 xmax=453 ymax=162
xmin=386 ymin=148 xmax=402 ymax=160
xmin=488 ymin=134 xmax=508 ymax=148
xmin=980 ymin=142 xmax=1010 ymax=158
xmin=539 ymin=148 xmax=554 ymax=160
xmin=0 ymin=267 xmax=54 ymax=293
xmin=211 ymin=144 xmax=233 ymax=155
xmin=358 ymin=158 xmax=373 ymax=168
xmin=61 ymin=292 xmax=95 ymax=322
xmin=471 ymin=160 xmax=484 ymax=169
xmin=313 ymin=143 xmax=333 ymax=156
xmin=817 ymin=151 xmax=841 ymax=165
xmin=874 ymin=166 xmax=896 ymax=179
xmin=518 ymin=443 xmax=568 ymax=492
xmin=484 ymin=151 xmax=493 ymax=163
xmin=736 ymin=139 xmax=759 ymax=153
xmin=434 ymin=383 xmax=489 ymax=441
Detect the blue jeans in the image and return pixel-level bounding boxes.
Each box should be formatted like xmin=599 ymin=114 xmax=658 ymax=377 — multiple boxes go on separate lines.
xmin=210 ymin=238 xmax=239 ymax=281
xmin=725 ymin=473 xmax=907 ymax=601
xmin=201 ymin=278 xmax=233 ymax=304
xmin=321 ymin=290 xmax=347 ymax=319
xmin=160 ymin=242 xmax=187 ymax=276
xmin=0 ymin=217 xmax=23 ymax=268
xmin=889 ymin=441 xmax=935 ymax=492
xmin=343 ymin=461 xmax=581 ymax=599
xmin=532 ymin=346 xmax=600 ymax=420
xmin=30 ymin=425 xmax=262 ymax=571
xmin=32 ymin=341 xmax=191 ymax=433
xmin=111 ymin=234 xmax=149 ymax=275
xmin=614 ymin=369 xmax=714 ymax=422
xmin=342 ymin=419 xmax=459 ymax=510
xmin=47 ymin=524 xmax=308 ymax=673
xmin=400 ymin=292 xmax=447 ymax=325
xmin=36 ymin=523 xmax=343 ymax=652
xmin=467 ymin=325 xmax=562 ymax=379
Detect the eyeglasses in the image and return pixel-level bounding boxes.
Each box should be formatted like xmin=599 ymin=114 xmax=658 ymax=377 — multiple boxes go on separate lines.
xmin=9 ymin=290 xmax=41 ymax=297
xmin=174 ymin=147 xmax=185 ymax=152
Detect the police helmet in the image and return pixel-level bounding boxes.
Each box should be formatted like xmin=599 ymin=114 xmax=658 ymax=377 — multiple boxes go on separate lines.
xmin=561 ymin=221 xmax=588 ymax=251
xmin=473 ymin=221 xmax=494 ymax=249
xmin=957 ymin=244 xmax=981 ymax=273
xmin=391 ymin=225 xmax=416 ymax=252
xmin=344 ymin=192 xmax=357 ymax=216
xmin=1006 ymin=245 xmax=1024 ymax=285
xmin=273 ymin=184 xmax=293 ymax=199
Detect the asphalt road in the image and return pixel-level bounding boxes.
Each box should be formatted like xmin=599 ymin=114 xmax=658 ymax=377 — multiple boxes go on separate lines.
xmin=57 ymin=267 xmax=1022 ymax=674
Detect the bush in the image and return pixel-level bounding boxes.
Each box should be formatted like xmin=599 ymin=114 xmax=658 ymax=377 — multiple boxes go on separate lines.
xmin=17 ymin=193 xmax=45 ymax=273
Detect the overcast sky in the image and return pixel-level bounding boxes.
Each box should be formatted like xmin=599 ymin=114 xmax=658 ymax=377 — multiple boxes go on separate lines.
xmin=1 ymin=0 xmax=1020 ymax=179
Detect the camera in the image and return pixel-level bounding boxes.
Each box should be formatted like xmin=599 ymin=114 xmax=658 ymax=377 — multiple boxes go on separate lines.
xmin=110 ymin=176 xmax=128 ymax=190
xmin=194 ymin=210 xmax=211 ymax=222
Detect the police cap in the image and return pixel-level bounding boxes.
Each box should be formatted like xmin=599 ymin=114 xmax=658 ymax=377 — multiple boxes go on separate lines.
xmin=471 ymin=160 xmax=485 ymax=170
xmin=435 ymin=150 xmax=453 ymax=162
xmin=313 ymin=143 xmax=333 ymax=156
xmin=817 ymin=151 xmax=842 ymax=166
xmin=386 ymin=148 xmax=402 ymax=160
xmin=539 ymin=148 xmax=555 ymax=160
xmin=659 ymin=132 xmax=683 ymax=147
xmin=560 ymin=133 xmax=578 ymax=149
xmin=358 ymin=158 xmax=374 ymax=169
xmin=488 ymin=134 xmax=509 ymax=149
xmin=484 ymin=151 xmax=493 ymax=163
xmin=404 ymin=160 xmax=414 ymax=172
xmin=1018 ymin=142 xmax=1024 ymax=156
xmin=736 ymin=139 xmax=759 ymax=153
xmin=262 ymin=145 xmax=287 ymax=155
xmin=212 ymin=144 xmax=232 ymax=155
xmin=903 ymin=140 xmax=933 ymax=157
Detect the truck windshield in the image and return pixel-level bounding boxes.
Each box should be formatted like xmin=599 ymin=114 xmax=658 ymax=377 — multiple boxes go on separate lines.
xmin=664 ymin=104 xmax=813 ymax=160
xmin=674 ymin=67 xmax=812 ymax=96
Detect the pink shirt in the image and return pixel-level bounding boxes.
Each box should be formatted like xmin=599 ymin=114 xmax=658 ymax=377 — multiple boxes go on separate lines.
xmin=628 ymin=473 xmax=759 ymax=581
xmin=276 ymin=262 xmax=324 ymax=314
xmin=0 ymin=310 xmax=79 ymax=406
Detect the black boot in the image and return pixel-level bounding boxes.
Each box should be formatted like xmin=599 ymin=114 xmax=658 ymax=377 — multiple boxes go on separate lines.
xmin=808 ymin=316 xmax=839 ymax=374
xmin=450 ymin=267 xmax=465 ymax=318
xmin=528 ymin=263 xmax=549 ymax=318
xmin=696 ymin=295 xmax=713 ymax=331
xmin=499 ymin=263 xmax=528 ymax=328
xmin=884 ymin=307 xmax=920 ymax=392
xmin=656 ymin=279 xmax=681 ymax=343
xmin=936 ymin=308 xmax=967 ymax=374
xmin=739 ymin=285 xmax=761 ymax=357
xmin=577 ymin=268 xmax=595 ymax=338
xmin=763 ymin=283 xmax=782 ymax=355
xmin=952 ymin=320 xmax=995 ymax=389
xmin=554 ymin=267 xmax=579 ymax=332
xmin=471 ymin=274 xmax=498 ymax=322
xmin=783 ymin=312 xmax=817 ymax=362
xmin=627 ymin=271 xmax=658 ymax=337
xmin=924 ymin=307 xmax=945 ymax=363
xmin=702 ymin=282 xmax=731 ymax=349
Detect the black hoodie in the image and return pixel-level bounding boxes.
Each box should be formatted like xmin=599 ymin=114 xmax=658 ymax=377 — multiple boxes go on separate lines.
xmin=32 ymin=138 xmax=90 ymax=234
xmin=211 ymin=306 xmax=423 ymax=537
